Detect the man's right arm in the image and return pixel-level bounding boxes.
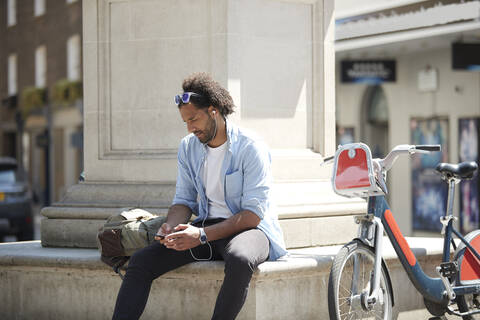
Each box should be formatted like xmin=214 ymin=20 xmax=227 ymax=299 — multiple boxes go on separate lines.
xmin=166 ymin=204 xmax=192 ymax=228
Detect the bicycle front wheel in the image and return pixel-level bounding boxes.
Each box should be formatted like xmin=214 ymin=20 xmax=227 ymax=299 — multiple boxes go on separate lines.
xmin=328 ymin=240 xmax=393 ymax=320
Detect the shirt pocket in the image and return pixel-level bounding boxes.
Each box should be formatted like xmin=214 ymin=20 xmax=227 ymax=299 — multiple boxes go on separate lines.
xmin=225 ymin=170 xmax=243 ymax=198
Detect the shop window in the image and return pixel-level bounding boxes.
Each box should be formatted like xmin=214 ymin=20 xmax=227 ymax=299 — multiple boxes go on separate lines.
xmin=367 ymin=86 xmax=388 ymax=125
xmin=361 ymin=85 xmax=389 ymax=158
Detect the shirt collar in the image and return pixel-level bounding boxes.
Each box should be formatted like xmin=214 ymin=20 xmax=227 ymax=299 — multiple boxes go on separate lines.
xmin=225 ymin=119 xmax=236 ymax=152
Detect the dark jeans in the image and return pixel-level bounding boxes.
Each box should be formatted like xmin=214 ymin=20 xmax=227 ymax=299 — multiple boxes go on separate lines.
xmin=112 ymin=220 xmax=270 ymax=320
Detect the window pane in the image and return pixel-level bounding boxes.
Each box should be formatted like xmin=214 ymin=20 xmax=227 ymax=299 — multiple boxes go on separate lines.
xmin=67 ymin=35 xmax=81 ymax=81
xmin=7 ymin=0 xmax=16 ymax=26
xmin=0 ymin=170 xmax=16 ymax=183
xmin=8 ymin=54 xmax=17 ymax=95
xmin=34 ymin=0 xmax=46 ymax=17
xmin=367 ymin=86 xmax=388 ymax=124
xmin=35 ymin=46 xmax=47 ymax=88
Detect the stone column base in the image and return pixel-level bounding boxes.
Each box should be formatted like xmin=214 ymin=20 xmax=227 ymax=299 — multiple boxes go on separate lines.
xmin=41 ymin=181 xmax=366 ymax=249
xmin=40 ymin=182 xmax=174 ymax=247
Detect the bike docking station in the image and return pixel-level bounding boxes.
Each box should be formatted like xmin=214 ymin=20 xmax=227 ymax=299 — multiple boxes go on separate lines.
xmin=327 ymin=143 xmax=480 ymax=320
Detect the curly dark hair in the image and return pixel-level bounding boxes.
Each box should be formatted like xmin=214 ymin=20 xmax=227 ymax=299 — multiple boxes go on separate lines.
xmin=180 ymin=72 xmax=235 ymax=117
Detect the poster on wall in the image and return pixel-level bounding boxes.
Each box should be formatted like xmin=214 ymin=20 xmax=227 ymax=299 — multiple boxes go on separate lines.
xmin=459 ymin=118 xmax=480 ymax=234
xmin=411 ymin=117 xmax=449 ymax=232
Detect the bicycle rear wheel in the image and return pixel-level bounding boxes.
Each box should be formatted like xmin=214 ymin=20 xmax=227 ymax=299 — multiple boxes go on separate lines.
xmin=328 ymin=240 xmax=393 ymax=320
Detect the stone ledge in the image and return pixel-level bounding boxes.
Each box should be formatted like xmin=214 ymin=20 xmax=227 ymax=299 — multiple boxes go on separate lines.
xmin=0 ymin=238 xmax=447 ymax=319
xmin=0 ymin=237 xmax=445 ymax=272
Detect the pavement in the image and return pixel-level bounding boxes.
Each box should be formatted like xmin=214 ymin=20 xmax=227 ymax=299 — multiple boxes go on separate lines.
xmin=398 ymin=309 xmax=475 ymax=319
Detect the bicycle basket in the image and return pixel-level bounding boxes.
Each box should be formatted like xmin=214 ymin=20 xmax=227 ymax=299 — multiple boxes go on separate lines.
xmin=332 ymin=143 xmax=385 ymax=198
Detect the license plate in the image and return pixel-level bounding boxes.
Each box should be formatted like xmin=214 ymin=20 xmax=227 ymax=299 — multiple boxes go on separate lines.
xmin=0 ymin=192 xmax=4 ymax=202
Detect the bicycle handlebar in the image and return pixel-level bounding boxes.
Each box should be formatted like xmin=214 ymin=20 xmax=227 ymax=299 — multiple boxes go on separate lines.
xmin=321 ymin=144 xmax=441 ymax=169
xmin=323 ymin=155 xmax=334 ymax=164
xmin=379 ymin=144 xmax=441 ymax=172
xmin=415 ymin=145 xmax=442 ymax=152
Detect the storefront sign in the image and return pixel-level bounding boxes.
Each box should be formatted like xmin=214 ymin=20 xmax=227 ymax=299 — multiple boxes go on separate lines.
xmin=341 ymin=60 xmax=396 ymax=84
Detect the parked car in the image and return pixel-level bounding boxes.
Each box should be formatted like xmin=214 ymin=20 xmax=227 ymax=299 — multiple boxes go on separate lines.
xmin=0 ymin=157 xmax=34 ymax=241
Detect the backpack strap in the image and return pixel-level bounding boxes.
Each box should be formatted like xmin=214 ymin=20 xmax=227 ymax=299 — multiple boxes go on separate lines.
xmin=100 ymin=255 xmax=129 ymax=280
xmin=113 ymin=264 xmax=127 ymax=280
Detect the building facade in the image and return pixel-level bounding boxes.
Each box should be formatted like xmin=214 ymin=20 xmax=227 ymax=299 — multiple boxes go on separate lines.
xmin=0 ymin=0 xmax=83 ymax=205
xmin=335 ymin=0 xmax=480 ymax=235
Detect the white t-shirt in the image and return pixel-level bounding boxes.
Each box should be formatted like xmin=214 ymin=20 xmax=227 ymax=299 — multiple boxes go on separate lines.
xmin=202 ymin=142 xmax=233 ymax=219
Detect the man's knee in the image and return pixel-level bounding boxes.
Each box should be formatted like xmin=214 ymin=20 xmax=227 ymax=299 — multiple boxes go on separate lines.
xmin=223 ymin=231 xmax=269 ymax=274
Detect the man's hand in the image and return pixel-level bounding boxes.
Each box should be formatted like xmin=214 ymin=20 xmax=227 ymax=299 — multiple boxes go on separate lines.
xmin=154 ymin=223 xmax=173 ymax=245
xmin=163 ymin=224 xmax=201 ymax=251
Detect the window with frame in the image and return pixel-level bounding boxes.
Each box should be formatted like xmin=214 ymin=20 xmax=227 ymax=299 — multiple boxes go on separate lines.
xmin=8 ymin=54 xmax=17 ymax=96
xmin=34 ymin=0 xmax=46 ymax=17
xmin=35 ymin=46 xmax=47 ymax=88
xmin=67 ymin=34 xmax=81 ymax=81
xmin=7 ymin=0 xmax=16 ymax=27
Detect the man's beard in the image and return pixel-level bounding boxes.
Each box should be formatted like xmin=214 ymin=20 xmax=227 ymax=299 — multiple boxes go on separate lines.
xmin=196 ymin=114 xmax=217 ymax=144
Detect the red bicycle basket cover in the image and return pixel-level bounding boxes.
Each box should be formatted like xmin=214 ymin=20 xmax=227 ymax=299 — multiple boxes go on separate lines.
xmin=335 ymin=148 xmax=371 ymax=190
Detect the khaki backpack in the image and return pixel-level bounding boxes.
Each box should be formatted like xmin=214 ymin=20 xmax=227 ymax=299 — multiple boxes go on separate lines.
xmin=97 ymin=208 xmax=166 ymax=278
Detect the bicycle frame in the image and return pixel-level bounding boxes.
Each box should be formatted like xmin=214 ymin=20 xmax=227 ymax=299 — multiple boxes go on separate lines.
xmin=366 ymin=195 xmax=448 ymax=305
xmin=364 ymin=192 xmax=480 ymax=308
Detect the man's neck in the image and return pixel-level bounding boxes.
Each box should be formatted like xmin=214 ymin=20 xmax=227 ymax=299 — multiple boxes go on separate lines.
xmin=207 ymin=118 xmax=227 ymax=148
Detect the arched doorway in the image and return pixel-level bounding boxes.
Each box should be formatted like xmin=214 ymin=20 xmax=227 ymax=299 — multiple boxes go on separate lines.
xmin=360 ymin=85 xmax=389 ymax=158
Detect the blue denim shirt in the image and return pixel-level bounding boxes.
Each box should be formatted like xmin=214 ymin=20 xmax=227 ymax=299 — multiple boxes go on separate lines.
xmin=172 ymin=121 xmax=287 ymax=261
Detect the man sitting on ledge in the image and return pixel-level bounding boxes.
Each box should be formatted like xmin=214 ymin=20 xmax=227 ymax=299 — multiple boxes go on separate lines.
xmin=112 ymin=72 xmax=287 ymax=320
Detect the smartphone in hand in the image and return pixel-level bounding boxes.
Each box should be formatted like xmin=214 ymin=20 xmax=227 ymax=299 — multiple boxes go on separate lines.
xmin=154 ymin=233 xmax=165 ymax=241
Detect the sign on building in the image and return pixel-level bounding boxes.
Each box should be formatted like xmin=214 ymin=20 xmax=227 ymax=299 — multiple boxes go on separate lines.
xmin=341 ymin=60 xmax=396 ymax=84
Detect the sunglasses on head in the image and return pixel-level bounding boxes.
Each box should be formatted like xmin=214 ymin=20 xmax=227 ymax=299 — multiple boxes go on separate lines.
xmin=174 ymin=92 xmax=203 ymax=105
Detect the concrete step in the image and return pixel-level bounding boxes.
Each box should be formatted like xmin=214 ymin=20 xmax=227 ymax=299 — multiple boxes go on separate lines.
xmin=41 ymin=180 xmax=367 ymax=249
xmin=0 ymin=237 xmax=449 ymax=320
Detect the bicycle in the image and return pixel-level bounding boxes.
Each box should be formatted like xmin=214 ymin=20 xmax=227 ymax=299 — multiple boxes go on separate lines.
xmin=326 ymin=143 xmax=479 ymax=320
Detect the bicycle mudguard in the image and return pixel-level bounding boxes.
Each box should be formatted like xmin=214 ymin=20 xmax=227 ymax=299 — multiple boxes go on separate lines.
xmin=454 ymin=230 xmax=480 ymax=285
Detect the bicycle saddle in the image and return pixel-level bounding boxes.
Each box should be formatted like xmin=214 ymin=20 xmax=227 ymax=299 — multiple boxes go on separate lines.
xmin=435 ymin=161 xmax=478 ymax=180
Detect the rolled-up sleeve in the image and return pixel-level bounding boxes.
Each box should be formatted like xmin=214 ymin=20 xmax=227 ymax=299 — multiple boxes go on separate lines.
xmin=240 ymin=141 xmax=272 ymax=220
xmin=172 ymin=141 xmax=199 ymax=215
